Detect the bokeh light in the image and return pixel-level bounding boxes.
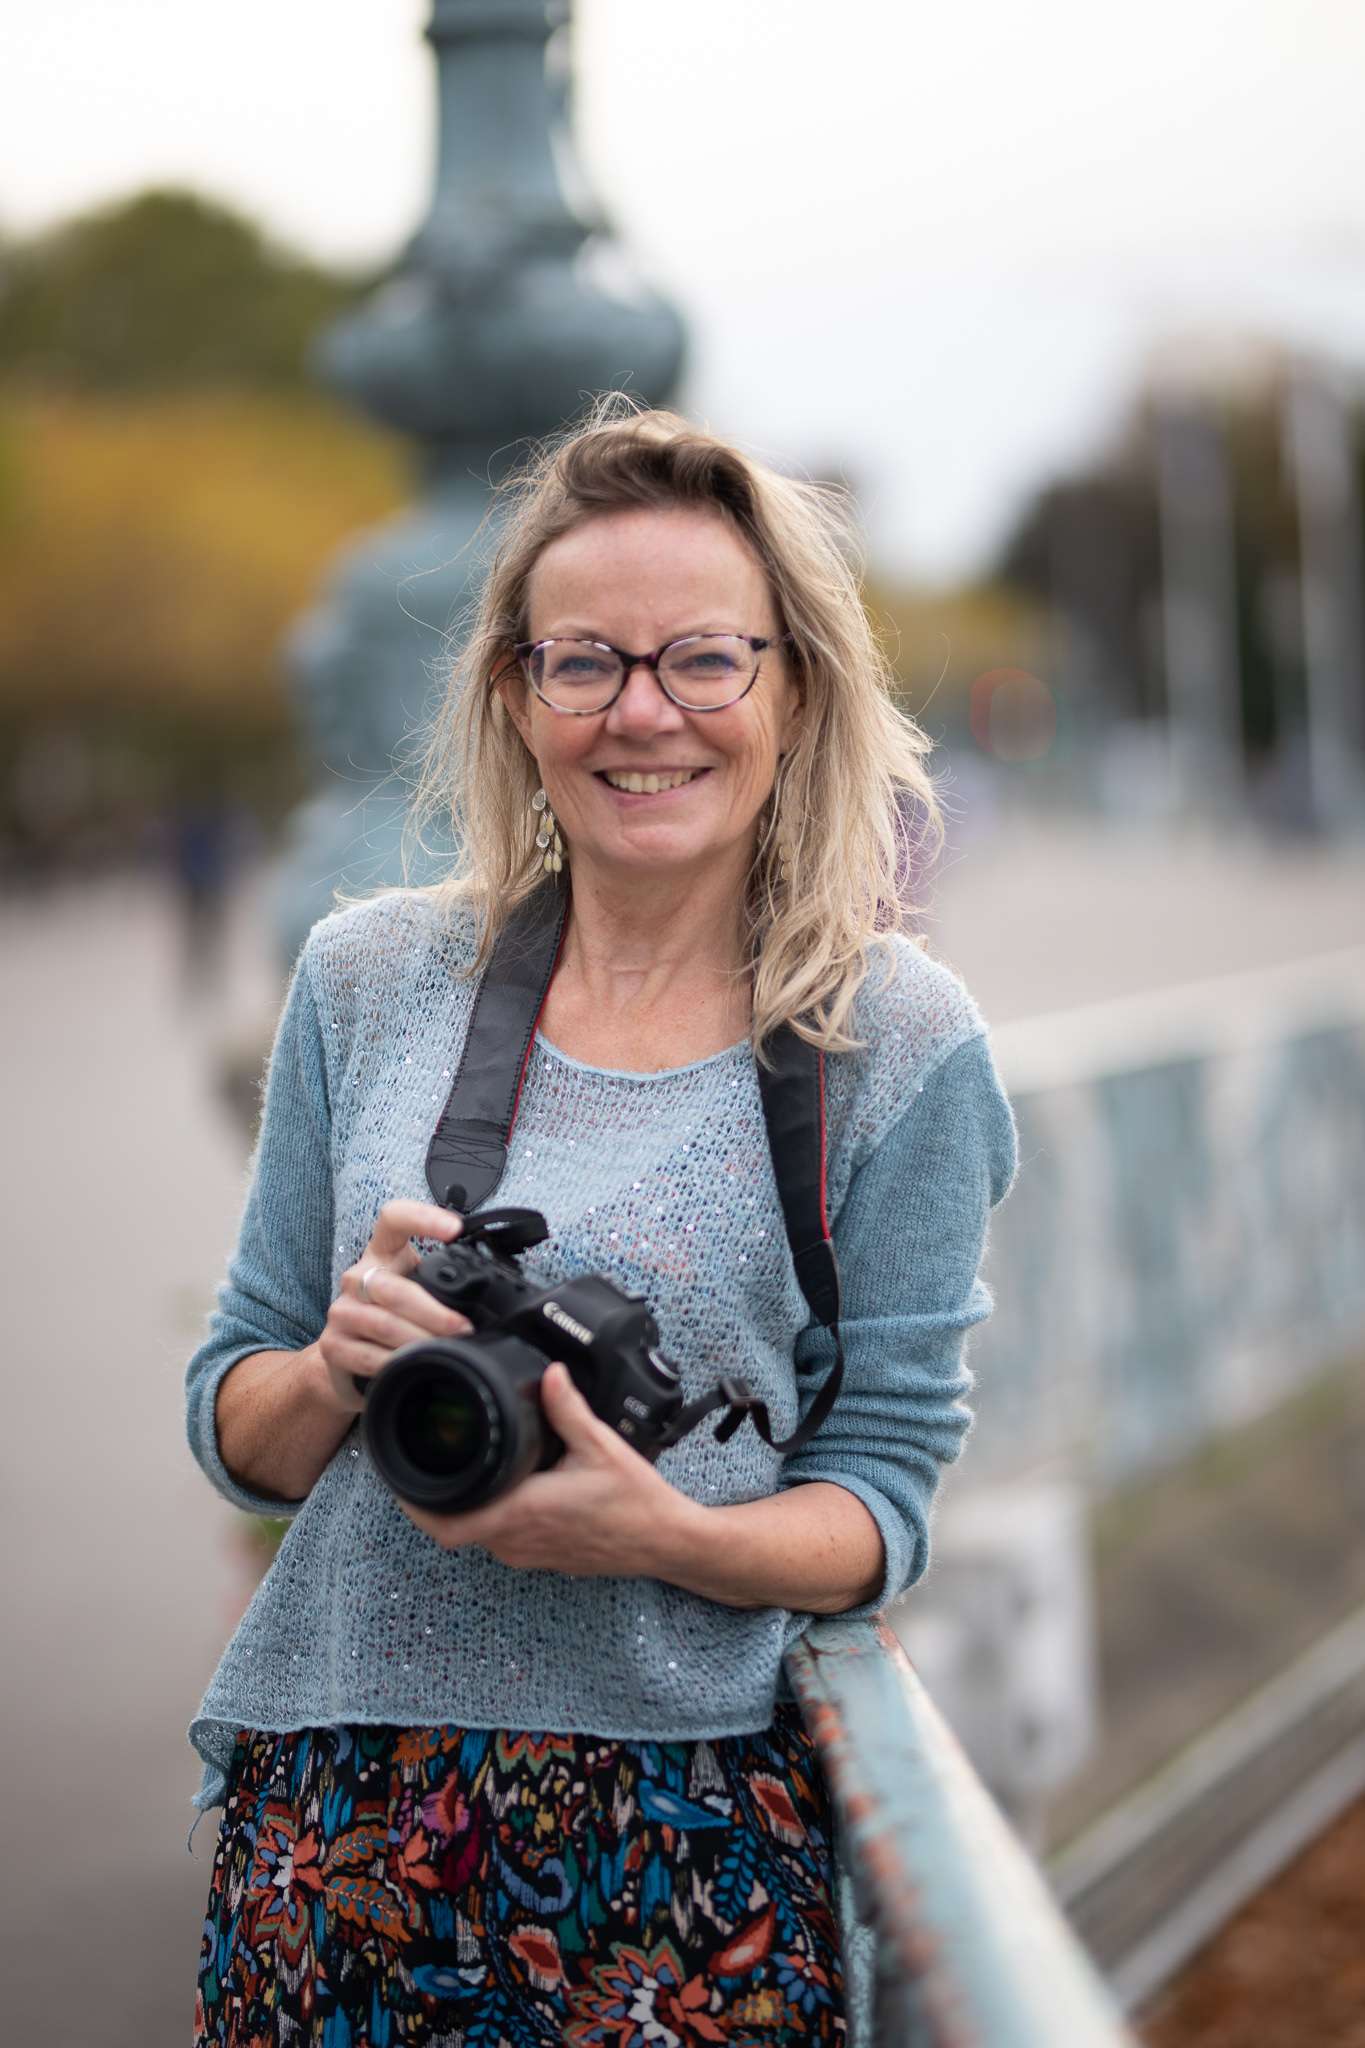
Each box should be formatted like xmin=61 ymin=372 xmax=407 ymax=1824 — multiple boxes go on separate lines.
xmin=969 ymin=666 xmax=1059 ymax=762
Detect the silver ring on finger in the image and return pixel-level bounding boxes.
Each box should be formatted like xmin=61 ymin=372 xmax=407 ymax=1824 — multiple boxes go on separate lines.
xmin=359 ymin=1264 xmax=381 ymax=1303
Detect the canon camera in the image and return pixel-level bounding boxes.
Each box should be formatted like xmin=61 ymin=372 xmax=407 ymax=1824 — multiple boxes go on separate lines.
xmin=355 ymin=1207 xmax=686 ymax=1513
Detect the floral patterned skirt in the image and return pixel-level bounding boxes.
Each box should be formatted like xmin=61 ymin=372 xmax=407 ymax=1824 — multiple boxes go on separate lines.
xmin=195 ymin=1708 xmax=844 ymax=2046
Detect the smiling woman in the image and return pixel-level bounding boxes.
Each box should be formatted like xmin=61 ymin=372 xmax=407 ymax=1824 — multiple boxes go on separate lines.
xmin=489 ymin=501 xmax=802 ymax=1068
xmin=417 ymin=398 xmax=946 ymax=1059
xmin=187 ymin=398 xmax=1019 ymax=2044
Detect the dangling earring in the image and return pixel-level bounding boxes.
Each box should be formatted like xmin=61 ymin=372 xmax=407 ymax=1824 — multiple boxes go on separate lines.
xmin=772 ymin=762 xmax=796 ymax=886
xmin=531 ymin=787 xmax=564 ymax=875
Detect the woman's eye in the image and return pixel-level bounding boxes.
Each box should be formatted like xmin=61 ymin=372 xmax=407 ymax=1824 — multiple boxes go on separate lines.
xmin=677 ymin=652 xmax=738 ymax=674
xmin=550 ymin=656 xmax=612 ymax=680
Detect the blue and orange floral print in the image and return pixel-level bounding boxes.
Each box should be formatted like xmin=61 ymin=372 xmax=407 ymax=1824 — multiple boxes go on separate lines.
xmin=195 ymin=1709 xmax=844 ymax=2045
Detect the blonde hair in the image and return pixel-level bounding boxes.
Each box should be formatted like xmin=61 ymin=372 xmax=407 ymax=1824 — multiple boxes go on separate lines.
xmin=407 ymin=397 xmax=944 ymax=1053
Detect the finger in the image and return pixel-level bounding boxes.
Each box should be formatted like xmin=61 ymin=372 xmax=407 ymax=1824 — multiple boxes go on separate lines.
xmin=330 ymin=1297 xmax=470 ymax=1355
xmin=320 ymin=1321 xmax=467 ymax=1399
xmin=368 ymin=1201 xmax=463 ymax=1260
xmin=341 ymin=1268 xmax=471 ymax=1338
xmin=343 ymin=1244 xmax=421 ymax=1301
xmin=317 ymin=1339 xmax=387 ymax=1413
xmin=400 ymin=1495 xmax=511 ymax=1553
xmin=539 ymin=1361 xmax=614 ymax=1450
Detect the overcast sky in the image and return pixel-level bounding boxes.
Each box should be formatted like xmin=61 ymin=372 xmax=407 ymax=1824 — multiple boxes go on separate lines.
xmin=6 ymin=0 xmax=1365 ymax=579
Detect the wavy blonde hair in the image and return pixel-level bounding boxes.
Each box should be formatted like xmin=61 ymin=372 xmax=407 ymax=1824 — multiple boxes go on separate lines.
xmin=407 ymin=397 xmax=944 ymax=1053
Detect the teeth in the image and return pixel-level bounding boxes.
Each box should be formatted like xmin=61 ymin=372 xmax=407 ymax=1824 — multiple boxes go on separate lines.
xmin=602 ymin=768 xmax=701 ymax=793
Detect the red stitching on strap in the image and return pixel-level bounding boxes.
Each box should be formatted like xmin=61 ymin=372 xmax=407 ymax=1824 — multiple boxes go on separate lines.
xmin=817 ymin=1048 xmax=830 ymax=1241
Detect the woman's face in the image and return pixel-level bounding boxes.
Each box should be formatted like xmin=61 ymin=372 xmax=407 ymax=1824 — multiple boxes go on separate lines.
xmin=502 ymin=505 xmax=800 ymax=892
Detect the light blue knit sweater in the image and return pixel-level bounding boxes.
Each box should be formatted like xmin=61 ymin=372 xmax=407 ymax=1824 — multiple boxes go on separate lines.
xmin=186 ymin=890 xmax=1017 ymax=1810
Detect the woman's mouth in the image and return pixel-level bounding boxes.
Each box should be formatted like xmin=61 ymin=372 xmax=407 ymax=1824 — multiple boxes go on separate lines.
xmin=596 ymin=767 xmax=710 ymax=795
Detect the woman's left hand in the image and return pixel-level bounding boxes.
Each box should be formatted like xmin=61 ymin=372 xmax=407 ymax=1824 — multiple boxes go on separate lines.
xmin=396 ymin=1362 xmax=699 ymax=1577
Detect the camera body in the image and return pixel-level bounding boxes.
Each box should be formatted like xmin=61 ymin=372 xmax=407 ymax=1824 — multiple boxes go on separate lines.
xmin=359 ymin=1207 xmax=685 ymax=1513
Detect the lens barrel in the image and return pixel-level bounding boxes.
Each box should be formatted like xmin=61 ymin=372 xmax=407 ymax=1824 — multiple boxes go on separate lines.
xmin=362 ymin=1333 xmax=553 ymax=1513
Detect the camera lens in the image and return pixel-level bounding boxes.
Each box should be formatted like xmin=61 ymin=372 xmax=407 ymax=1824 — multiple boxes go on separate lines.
xmin=363 ymin=1334 xmax=549 ymax=1513
xmin=373 ymin=1356 xmax=498 ymax=1506
xmin=396 ymin=1381 xmax=488 ymax=1478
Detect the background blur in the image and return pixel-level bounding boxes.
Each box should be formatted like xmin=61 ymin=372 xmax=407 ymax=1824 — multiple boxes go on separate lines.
xmin=3 ymin=4 xmax=1364 ymax=2044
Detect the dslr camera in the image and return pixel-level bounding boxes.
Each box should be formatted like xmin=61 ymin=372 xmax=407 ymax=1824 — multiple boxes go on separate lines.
xmin=354 ymin=1207 xmax=686 ymax=1513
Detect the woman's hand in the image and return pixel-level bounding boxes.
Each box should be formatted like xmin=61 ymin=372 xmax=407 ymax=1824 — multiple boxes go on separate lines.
xmin=397 ymin=1357 xmax=885 ymax=1614
xmin=397 ymin=1363 xmax=701 ymax=1576
xmin=317 ymin=1200 xmax=473 ymax=1417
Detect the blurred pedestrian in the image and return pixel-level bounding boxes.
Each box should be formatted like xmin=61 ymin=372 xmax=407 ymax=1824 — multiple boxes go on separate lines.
xmin=168 ymin=791 xmax=236 ymax=995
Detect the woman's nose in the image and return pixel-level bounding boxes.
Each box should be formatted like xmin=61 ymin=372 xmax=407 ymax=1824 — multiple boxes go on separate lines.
xmin=604 ymin=660 xmax=688 ymax=737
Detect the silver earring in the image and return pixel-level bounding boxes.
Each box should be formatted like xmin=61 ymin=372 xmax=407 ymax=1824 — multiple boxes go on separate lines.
xmin=772 ymin=769 xmax=796 ymax=885
xmin=531 ymin=787 xmax=564 ymax=874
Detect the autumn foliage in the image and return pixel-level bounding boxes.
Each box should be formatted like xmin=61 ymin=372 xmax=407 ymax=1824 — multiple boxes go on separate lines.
xmin=0 ymin=388 xmax=406 ymax=726
xmin=0 ymin=190 xmax=407 ymax=845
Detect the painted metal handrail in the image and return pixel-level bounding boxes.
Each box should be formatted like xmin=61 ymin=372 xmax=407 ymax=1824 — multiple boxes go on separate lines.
xmin=787 ymin=1616 xmax=1135 ymax=2047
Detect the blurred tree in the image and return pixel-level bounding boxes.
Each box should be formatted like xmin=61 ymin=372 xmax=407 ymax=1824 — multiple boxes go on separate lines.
xmin=997 ymin=466 xmax=1162 ymax=723
xmin=0 ymin=390 xmax=409 ymax=843
xmin=1219 ymin=394 xmax=1302 ymax=762
xmin=0 ymin=189 xmax=372 ymax=392
xmin=0 ymin=189 xmax=404 ymax=860
xmin=993 ymin=359 xmax=1364 ymax=784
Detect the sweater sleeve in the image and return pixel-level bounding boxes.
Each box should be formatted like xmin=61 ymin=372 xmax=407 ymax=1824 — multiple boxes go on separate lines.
xmin=780 ymin=1030 xmax=1018 ymax=1615
xmin=184 ymin=945 xmax=336 ymax=1518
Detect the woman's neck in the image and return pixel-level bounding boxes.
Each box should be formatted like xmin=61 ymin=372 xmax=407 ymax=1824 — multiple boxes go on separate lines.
xmin=539 ymin=854 xmax=754 ymax=1068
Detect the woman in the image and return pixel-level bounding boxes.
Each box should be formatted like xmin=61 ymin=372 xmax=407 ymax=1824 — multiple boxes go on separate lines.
xmin=187 ymin=403 xmax=1018 ymax=2045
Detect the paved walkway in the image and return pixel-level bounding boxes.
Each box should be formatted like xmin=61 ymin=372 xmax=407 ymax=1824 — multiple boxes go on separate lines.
xmin=3 ymin=873 xmax=277 ymax=2047
xmin=3 ymin=815 xmax=1363 ymax=2043
xmin=925 ymin=807 xmax=1365 ymax=1026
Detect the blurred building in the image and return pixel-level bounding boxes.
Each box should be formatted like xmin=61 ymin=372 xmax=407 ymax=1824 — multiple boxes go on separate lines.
xmin=995 ymin=334 xmax=1365 ymax=838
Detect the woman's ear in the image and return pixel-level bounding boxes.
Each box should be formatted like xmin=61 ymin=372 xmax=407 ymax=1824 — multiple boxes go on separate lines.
xmin=778 ymin=656 xmax=804 ymax=754
xmin=494 ymin=656 xmax=534 ymax=752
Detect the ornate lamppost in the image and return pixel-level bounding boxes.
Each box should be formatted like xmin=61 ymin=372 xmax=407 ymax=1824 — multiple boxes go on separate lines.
xmin=273 ymin=0 xmax=684 ymax=953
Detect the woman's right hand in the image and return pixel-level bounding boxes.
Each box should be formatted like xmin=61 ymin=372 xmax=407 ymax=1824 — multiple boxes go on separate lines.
xmin=316 ymin=1200 xmax=472 ymax=1417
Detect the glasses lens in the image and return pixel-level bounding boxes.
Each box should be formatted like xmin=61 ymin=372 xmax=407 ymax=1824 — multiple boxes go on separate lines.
xmin=659 ymin=636 xmax=756 ymax=709
xmin=529 ymin=641 xmax=623 ymax=712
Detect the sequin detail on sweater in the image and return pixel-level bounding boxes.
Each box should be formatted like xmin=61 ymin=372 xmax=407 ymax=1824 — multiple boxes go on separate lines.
xmin=186 ymin=891 xmax=1018 ymax=1809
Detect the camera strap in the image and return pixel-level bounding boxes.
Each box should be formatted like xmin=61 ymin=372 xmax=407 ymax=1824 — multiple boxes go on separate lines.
xmin=426 ymin=881 xmax=844 ymax=1459
xmin=426 ymin=881 xmax=569 ymax=1221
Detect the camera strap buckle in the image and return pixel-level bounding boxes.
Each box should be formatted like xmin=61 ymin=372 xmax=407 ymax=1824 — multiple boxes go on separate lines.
xmin=712 ymin=1378 xmax=756 ymax=1442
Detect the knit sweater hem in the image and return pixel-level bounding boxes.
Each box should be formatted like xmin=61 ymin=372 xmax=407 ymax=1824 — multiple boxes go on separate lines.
xmin=189 ymin=1692 xmax=795 ymax=1815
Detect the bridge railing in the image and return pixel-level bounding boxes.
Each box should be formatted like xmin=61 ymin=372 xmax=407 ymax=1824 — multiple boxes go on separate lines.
xmin=971 ymin=943 xmax=1365 ymax=1493
xmin=788 ymin=1616 xmax=1135 ymax=2047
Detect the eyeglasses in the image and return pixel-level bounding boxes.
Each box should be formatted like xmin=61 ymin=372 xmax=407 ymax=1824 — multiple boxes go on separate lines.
xmin=513 ymin=632 xmax=793 ymax=715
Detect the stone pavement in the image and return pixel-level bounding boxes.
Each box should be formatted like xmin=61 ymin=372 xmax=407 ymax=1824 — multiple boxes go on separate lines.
xmin=3 ymin=815 xmax=1363 ymax=2044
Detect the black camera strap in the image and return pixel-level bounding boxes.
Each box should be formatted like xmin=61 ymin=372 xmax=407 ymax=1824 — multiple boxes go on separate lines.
xmin=426 ymin=882 xmax=844 ymax=1459
xmin=426 ymin=881 xmax=569 ymax=1221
